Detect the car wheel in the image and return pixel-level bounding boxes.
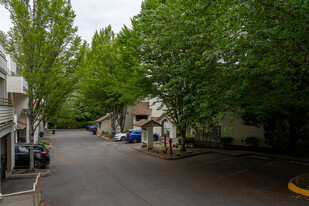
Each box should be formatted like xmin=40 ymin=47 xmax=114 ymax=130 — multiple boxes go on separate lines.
xmin=34 ymin=160 xmax=42 ymax=169
xmin=121 ymin=136 xmax=126 ymax=141
xmin=132 ymin=138 xmax=138 ymax=143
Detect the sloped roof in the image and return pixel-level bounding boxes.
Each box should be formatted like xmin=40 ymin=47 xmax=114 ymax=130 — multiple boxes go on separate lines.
xmin=17 ymin=121 xmax=27 ymax=130
xmin=132 ymin=102 xmax=152 ymax=115
xmin=157 ymin=113 xmax=175 ymax=123
xmin=151 ymin=117 xmax=159 ymax=121
xmin=134 ymin=119 xmax=161 ymax=128
xmin=95 ymin=113 xmax=111 ymax=123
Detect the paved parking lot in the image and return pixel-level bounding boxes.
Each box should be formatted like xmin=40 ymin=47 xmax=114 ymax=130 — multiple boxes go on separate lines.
xmin=3 ymin=130 xmax=309 ymax=205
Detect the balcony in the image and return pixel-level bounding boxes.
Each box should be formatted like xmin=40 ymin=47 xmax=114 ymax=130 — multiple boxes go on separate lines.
xmin=8 ymin=76 xmax=28 ymax=94
xmin=0 ymin=98 xmax=13 ymax=130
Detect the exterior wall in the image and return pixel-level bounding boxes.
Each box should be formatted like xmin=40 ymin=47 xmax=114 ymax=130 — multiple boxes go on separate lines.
xmin=8 ymin=76 xmax=27 ymax=94
xmin=148 ymin=97 xmax=165 ymax=117
xmin=158 ymin=118 xmax=177 ymax=139
xmin=0 ymin=78 xmax=4 ymax=99
xmin=124 ymin=107 xmax=133 ymax=131
xmin=221 ymin=115 xmax=266 ymax=147
xmin=6 ymin=54 xmax=16 ymax=74
xmin=97 ymin=119 xmax=114 ymax=135
xmin=12 ymin=93 xmax=28 ymax=123
xmin=33 ymin=121 xmax=43 ymax=143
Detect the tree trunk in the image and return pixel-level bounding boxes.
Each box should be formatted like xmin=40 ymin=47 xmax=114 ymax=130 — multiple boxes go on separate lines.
xmin=118 ymin=107 xmax=127 ymax=133
xmin=110 ymin=108 xmax=117 ymax=137
xmin=180 ymin=129 xmax=186 ymax=152
xmin=28 ymin=118 xmax=35 ymax=172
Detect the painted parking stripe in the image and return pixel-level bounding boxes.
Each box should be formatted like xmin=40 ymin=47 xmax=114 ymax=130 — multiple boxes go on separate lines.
xmin=191 ymin=157 xmax=235 ymax=168
xmin=220 ymin=169 xmax=250 ymax=178
xmin=262 ymin=163 xmax=273 ymax=167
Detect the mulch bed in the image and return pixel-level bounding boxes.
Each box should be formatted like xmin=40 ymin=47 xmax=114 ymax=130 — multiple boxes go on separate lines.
xmin=294 ymin=173 xmax=309 ymax=190
xmin=148 ymin=147 xmax=208 ymax=158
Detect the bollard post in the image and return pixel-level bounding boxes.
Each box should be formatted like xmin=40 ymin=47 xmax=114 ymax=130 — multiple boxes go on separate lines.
xmin=169 ymin=138 xmax=172 ymax=154
xmin=164 ymin=134 xmax=167 ymax=148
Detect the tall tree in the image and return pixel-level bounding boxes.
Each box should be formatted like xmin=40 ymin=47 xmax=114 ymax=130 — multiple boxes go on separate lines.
xmin=0 ymin=30 xmax=7 ymax=46
xmin=2 ymin=0 xmax=84 ymax=170
xmin=133 ymin=0 xmax=224 ymax=151
xmin=81 ymin=26 xmax=126 ymax=134
xmin=217 ymin=0 xmax=309 ymax=152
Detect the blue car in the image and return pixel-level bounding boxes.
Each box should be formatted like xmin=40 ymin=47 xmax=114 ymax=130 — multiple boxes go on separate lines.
xmin=86 ymin=123 xmax=98 ymax=131
xmin=126 ymin=130 xmax=159 ymax=143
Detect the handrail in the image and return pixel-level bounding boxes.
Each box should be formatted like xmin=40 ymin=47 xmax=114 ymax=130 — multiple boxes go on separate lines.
xmin=0 ymin=190 xmax=34 ymax=197
xmin=1 ymin=172 xmax=42 ymax=206
xmin=0 ymin=97 xmax=12 ymax=105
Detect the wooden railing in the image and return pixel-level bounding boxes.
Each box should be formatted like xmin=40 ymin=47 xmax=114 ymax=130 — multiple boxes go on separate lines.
xmin=0 ymin=97 xmax=12 ymax=105
xmin=0 ymin=173 xmax=42 ymax=206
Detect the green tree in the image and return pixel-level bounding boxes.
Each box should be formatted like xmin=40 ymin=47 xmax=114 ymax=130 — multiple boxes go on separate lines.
xmin=0 ymin=30 xmax=7 ymax=46
xmin=133 ymin=0 xmax=224 ymax=151
xmin=217 ymin=0 xmax=309 ymax=152
xmin=81 ymin=26 xmax=127 ymax=134
xmin=2 ymin=0 xmax=84 ymax=170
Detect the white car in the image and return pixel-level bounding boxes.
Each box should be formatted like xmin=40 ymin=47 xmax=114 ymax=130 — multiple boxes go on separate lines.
xmin=114 ymin=132 xmax=127 ymax=141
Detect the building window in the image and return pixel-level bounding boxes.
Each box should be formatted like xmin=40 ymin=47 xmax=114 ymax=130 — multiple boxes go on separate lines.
xmin=136 ymin=115 xmax=148 ymax=121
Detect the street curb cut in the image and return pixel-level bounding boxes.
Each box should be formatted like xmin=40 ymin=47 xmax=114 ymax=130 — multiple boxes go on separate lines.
xmin=132 ymin=147 xmax=212 ymax=160
xmin=288 ymin=174 xmax=309 ymax=197
xmin=7 ymin=169 xmax=52 ymax=179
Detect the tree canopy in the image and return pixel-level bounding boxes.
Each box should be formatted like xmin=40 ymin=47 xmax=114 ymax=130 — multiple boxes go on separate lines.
xmin=2 ymin=0 xmax=85 ymax=170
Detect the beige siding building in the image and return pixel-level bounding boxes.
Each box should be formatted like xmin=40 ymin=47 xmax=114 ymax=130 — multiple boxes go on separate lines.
xmin=0 ymin=43 xmax=16 ymax=195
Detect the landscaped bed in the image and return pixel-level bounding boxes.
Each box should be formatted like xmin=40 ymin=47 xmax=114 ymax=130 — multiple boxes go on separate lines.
xmin=294 ymin=173 xmax=309 ymax=190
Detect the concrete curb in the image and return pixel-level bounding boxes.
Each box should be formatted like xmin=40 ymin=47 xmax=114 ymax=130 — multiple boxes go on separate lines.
xmin=288 ymin=174 xmax=309 ymax=197
xmin=7 ymin=169 xmax=52 ymax=179
xmin=132 ymin=147 xmax=212 ymax=160
xmin=96 ymin=133 xmax=110 ymax=140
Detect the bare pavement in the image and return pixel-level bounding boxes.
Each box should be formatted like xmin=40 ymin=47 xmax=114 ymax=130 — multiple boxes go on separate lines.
xmin=3 ymin=130 xmax=309 ymax=206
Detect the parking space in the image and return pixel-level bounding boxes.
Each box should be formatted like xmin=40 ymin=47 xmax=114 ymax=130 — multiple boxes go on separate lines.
xmin=7 ymin=130 xmax=304 ymax=206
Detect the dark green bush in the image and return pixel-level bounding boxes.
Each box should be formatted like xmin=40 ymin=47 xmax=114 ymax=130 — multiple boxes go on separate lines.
xmin=178 ymin=136 xmax=195 ymax=146
xmin=54 ymin=121 xmax=93 ymax=129
xmin=219 ymin=137 xmax=233 ymax=145
xmin=245 ymin=136 xmax=259 ymax=147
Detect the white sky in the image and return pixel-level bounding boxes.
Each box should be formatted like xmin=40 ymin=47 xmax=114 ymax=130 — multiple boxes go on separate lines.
xmin=0 ymin=0 xmax=143 ymax=43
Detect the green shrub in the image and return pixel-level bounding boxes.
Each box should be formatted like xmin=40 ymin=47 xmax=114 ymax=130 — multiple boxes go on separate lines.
xmin=185 ymin=150 xmax=192 ymax=154
xmin=39 ymin=140 xmax=49 ymax=148
xmin=163 ymin=147 xmax=168 ymax=154
xmin=185 ymin=136 xmax=195 ymax=145
xmin=51 ymin=121 xmax=96 ymax=129
xmin=175 ymin=143 xmax=179 ymax=148
xmin=176 ymin=152 xmax=181 ymax=156
xmin=178 ymin=136 xmax=195 ymax=146
xmin=245 ymin=136 xmax=259 ymax=147
xmin=219 ymin=137 xmax=233 ymax=145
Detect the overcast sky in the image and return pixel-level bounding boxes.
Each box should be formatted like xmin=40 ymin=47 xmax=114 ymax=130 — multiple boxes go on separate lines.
xmin=0 ymin=0 xmax=143 ymax=43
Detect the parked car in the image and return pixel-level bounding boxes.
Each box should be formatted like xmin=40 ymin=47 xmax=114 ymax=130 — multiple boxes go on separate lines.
xmin=86 ymin=123 xmax=98 ymax=131
xmin=114 ymin=130 xmax=133 ymax=141
xmin=89 ymin=123 xmax=98 ymax=131
xmin=14 ymin=144 xmax=50 ymax=169
xmin=114 ymin=132 xmax=127 ymax=141
xmin=126 ymin=130 xmax=159 ymax=143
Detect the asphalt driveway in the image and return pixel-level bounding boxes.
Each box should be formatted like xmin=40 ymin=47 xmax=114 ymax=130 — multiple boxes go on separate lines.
xmin=28 ymin=130 xmax=309 ymax=205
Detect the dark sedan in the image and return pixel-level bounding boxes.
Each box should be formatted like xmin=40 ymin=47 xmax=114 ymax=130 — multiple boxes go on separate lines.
xmin=14 ymin=144 xmax=50 ymax=169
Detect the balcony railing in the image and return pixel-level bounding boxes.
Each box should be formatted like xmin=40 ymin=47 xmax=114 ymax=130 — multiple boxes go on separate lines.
xmin=0 ymin=97 xmax=12 ymax=105
xmin=0 ymin=98 xmax=14 ymax=130
xmin=8 ymin=76 xmax=28 ymax=94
